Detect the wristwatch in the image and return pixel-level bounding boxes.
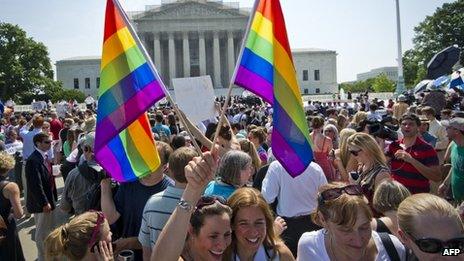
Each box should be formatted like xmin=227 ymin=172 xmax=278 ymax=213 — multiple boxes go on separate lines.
xmin=177 ymin=199 xmax=195 ymax=212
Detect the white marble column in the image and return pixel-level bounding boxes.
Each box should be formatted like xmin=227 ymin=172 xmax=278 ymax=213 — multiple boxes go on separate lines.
xmin=213 ymin=31 xmax=221 ymax=87
xmin=153 ymin=33 xmax=162 ymax=71
xmin=199 ymin=32 xmax=206 ymax=75
xmin=227 ymin=31 xmax=235 ymax=79
xmin=182 ymin=32 xmax=190 ymax=77
xmin=168 ymin=32 xmax=176 ymax=81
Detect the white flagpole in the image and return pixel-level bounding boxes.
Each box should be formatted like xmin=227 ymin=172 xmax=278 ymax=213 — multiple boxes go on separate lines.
xmin=210 ymin=0 xmax=260 ymax=151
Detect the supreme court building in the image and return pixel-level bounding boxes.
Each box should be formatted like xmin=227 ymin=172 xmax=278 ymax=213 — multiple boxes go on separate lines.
xmin=56 ymin=0 xmax=338 ymax=98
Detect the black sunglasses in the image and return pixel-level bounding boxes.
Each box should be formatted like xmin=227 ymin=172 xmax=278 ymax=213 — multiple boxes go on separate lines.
xmin=349 ymin=148 xmax=362 ymax=156
xmin=407 ymin=232 xmax=464 ymax=254
xmin=318 ymin=185 xmax=363 ymax=205
xmin=195 ymin=196 xmax=227 ymax=212
xmin=42 ymin=140 xmax=52 ymax=144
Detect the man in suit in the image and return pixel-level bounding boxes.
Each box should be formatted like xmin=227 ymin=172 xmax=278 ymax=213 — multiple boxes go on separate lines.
xmin=25 ymin=133 xmax=57 ymax=261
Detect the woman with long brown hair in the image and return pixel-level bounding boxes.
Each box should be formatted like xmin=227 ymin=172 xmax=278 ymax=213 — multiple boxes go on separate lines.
xmin=226 ymin=188 xmax=294 ymax=261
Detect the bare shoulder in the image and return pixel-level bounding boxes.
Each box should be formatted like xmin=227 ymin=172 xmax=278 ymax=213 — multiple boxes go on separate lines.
xmin=276 ymin=242 xmax=295 ymax=261
xmin=3 ymin=181 xmax=20 ymax=198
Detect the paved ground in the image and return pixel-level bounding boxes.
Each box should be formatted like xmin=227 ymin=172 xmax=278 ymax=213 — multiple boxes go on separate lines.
xmin=17 ymin=176 xmax=70 ymax=261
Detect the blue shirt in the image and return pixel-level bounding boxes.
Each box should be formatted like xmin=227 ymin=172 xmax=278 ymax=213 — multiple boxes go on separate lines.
xmin=20 ymin=127 xmax=42 ymax=160
xmin=204 ymin=180 xmax=236 ymax=199
xmin=152 ymin=123 xmax=171 ymax=138
xmin=421 ymin=132 xmax=437 ymax=148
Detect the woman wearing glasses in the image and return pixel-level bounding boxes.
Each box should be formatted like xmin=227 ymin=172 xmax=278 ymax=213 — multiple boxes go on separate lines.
xmin=226 ymin=187 xmax=294 ymax=261
xmin=45 ymin=211 xmax=114 ymax=260
xmin=153 ymin=152 xmax=234 ymax=261
xmin=398 ymin=193 xmax=464 ymax=261
xmin=347 ymin=133 xmax=391 ymax=210
xmin=297 ymin=183 xmax=406 ymax=260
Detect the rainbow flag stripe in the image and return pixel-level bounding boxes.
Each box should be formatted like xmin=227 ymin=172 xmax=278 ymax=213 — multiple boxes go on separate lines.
xmin=95 ymin=0 xmax=165 ymax=182
xmin=234 ymin=0 xmax=313 ymax=177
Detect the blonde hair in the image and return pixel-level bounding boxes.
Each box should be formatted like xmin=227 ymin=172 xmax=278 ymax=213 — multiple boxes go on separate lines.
xmin=226 ymin=188 xmax=281 ymax=260
xmin=338 ymin=128 xmax=356 ymax=168
xmin=239 ymin=139 xmax=262 ymax=170
xmin=337 ymin=114 xmax=348 ymax=132
xmin=313 ymin=182 xmax=373 ymax=229
xmin=351 ymin=111 xmax=367 ymax=125
xmin=45 ymin=212 xmax=106 ymax=260
xmin=373 ymin=180 xmax=411 ymax=213
xmin=0 ymin=152 xmax=15 ymax=175
xmin=347 ymin=133 xmax=387 ymax=167
xmin=398 ymin=194 xmax=464 ymax=236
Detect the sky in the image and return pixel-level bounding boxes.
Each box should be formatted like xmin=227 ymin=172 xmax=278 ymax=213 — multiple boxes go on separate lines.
xmin=0 ymin=0 xmax=455 ymax=82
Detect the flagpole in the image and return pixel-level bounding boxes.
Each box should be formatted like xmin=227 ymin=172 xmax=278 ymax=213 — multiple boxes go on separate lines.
xmin=210 ymin=0 xmax=260 ymax=152
xmin=113 ymin=0 xmax=203 ymax=155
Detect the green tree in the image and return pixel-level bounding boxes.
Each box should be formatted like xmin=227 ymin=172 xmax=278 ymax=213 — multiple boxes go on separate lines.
xmin=403 ymin=0 xmax=464 ymax=84
xmin=0 ymin=23 xmax=58 ymax=102
xmin=372 ymin=74 xmax=395 ymax=92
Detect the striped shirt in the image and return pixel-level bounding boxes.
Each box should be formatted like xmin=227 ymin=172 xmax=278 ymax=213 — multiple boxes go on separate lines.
xmin=387 ymin=137 xmax=439 ymax=194
xmin=138 ymin=186 xmax=184 ymax=248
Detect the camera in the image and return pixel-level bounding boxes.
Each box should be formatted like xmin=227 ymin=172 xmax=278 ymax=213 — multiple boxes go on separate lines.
xmin=360 ymin=116 xmax=399 ymax=141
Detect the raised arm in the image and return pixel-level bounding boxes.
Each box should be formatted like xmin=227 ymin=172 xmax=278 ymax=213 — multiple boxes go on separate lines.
xmin=151 ymin=152 xmax=217 ymax=261
xmin=100 ymin=178 xmax=120 ymax=225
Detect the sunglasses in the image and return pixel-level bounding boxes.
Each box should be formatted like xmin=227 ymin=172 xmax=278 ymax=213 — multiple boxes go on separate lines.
xmin=349 ymin=148 xmax=362 ymax=156
xmin=195 ymin=196 xmax=227 ymax=213
xmin=88 ymin=211 xmax=105 ymax=251
xmin=42 ymin=140 xmax=52 ymax=144
xmin=318 ymin=185 xmax=363 ymax=205
xmin=407 ymin=232 xmax=464 ymax=254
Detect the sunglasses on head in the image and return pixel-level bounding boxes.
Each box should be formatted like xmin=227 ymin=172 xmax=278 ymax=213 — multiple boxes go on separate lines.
xmin=349 ymin=148 xmax=362 ymax=156
xmin=88 ymin=211 xmax=105 ymax=252
xmin=407 ymin=232 xmax=464 ymax=254
xmin=195 ymin=196 xmax=227 ymax=212
xmin=318 ymin=185 xmax=363 ymax=205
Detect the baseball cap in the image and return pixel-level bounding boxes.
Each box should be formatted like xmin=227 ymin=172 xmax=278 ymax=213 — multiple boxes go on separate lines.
xmin=442 ymin=117 xmax=464 ymax=131
xmin=82 ymin=132 xmax=95 ymax=151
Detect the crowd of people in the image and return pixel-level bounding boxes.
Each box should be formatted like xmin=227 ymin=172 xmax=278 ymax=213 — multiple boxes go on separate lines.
xmin=0 ymin=85 xmax=463 ymax=260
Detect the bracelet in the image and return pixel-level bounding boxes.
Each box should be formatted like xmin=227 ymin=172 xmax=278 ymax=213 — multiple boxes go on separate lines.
xmin=177 ymin=199 xmax=195 ymax=212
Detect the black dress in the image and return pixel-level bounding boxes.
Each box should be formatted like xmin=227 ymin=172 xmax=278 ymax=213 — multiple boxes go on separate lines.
xmin=0 ymin=179 xmax=25 ymax=261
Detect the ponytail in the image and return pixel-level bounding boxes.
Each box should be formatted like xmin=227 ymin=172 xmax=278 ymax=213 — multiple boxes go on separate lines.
xmin=45 ymin=224 xmax=72 ymax=259
xmin=44 ymin=212 xmax=102 ymax=260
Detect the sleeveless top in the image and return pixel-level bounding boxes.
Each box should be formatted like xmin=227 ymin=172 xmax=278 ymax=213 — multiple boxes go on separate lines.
xmin=355 ymin=164 xmax=389 ymax=216
xmin=0 ymin=179 xmax=11 ymax=221
xmin=313 ymin=137 xmax=337 ymax=182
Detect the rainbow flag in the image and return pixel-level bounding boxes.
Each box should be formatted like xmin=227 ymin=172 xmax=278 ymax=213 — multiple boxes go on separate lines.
xmin=95 ymin=0 xmax=165 ymax=182
xmin=234 ymin=0 xmax=313 ymax=177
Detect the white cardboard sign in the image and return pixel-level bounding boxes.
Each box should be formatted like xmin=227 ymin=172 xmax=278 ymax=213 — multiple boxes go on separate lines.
xmin=172 ymin=76 xmax=216 ymax=125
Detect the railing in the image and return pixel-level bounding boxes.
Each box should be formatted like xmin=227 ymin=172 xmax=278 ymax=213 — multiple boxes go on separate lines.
xmin=10 ymin=92 xmax=394 ymax=112
xmin=13 ymin=103 xmax=87 ymax=112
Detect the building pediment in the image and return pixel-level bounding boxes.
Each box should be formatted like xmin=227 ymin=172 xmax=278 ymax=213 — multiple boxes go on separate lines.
xmin=133 ymin=1 xmax=248 ymax=21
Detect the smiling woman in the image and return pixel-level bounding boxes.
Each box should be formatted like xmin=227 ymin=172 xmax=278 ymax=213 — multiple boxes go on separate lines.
xmin=226 ymin=187 xmax=294 ymax=261
xmin=297 ymin=183 xmax=406 ymax=261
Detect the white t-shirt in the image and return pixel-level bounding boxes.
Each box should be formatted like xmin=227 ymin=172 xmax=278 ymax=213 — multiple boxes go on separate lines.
xmin=297 ymin=229 xmax=406 ymax=261
xmin=261 ymin=161 xmax=327 ymax=217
